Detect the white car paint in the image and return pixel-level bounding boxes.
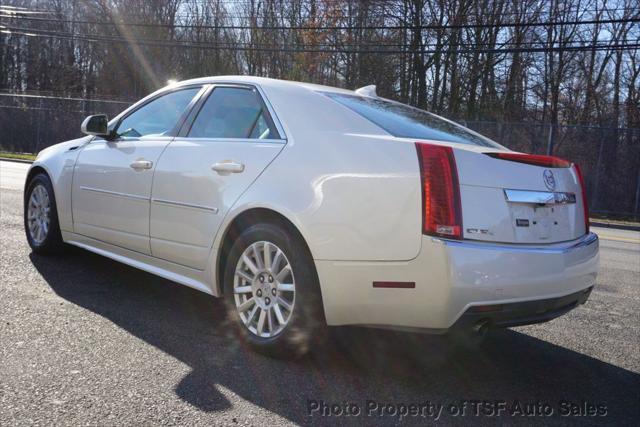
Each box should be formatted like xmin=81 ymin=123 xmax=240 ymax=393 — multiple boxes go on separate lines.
xmin=318 ymin=235 xmax=598 ymax=329
xmin=454 ymin=148 xmax=587 ymax=243
xmin=26 ymin=76 xmax=598 ymax=331
xmin=150 ymin=139 xmax=285 ymax=269
xmin=72 ymin=137 xmax=174 ymax=254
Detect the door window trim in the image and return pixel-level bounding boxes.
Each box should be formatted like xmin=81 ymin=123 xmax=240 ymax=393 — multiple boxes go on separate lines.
xmin=177 ymin=83 xmax=287 ymax=143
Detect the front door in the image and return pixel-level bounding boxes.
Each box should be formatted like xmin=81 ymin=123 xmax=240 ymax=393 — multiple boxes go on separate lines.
xmin=72 ymin=87 xmax=202 ymax=254
xmin=150 ymin=85 xmax=286 ymax=269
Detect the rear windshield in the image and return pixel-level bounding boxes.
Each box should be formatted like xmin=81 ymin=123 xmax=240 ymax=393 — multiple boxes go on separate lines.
xmin=324 ymin=92 xmax=501 ymax=148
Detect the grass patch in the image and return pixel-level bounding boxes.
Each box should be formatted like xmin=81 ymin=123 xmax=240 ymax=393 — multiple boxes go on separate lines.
xmin=590 ymin=215 xmax=639 ymax=226
xmin=0 ymin=151 xmax=37 ymax=161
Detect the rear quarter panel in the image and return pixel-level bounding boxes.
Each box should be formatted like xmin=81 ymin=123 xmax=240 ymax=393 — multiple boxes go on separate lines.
xmin=224 ymin=85 xmax=423 ymax=261
xmin=228 ymin=133 xmax=422 ymax=261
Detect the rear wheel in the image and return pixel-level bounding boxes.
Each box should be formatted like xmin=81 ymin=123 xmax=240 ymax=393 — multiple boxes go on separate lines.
xmin=24 ymin=173 xmax=64 ymax=254
xmin=223 ymin=222 xmax=324 ymax=357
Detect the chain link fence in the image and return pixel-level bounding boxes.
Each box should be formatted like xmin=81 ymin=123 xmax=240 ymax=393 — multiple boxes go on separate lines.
xmin=1 ymin=94 xmax=638 ymax=219
xmin=0 ymin=93 xmax=132 ymax=154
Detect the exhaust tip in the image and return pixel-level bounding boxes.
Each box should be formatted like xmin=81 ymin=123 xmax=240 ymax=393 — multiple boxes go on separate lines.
xmin=472 ymin=319 xmax=491 ymax=337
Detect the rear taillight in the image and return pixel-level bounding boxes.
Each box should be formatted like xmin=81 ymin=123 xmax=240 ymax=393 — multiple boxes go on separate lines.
xmin=415 ymin=142 xmax=462 ymax=239
xmin=485 ymin=152 xmax=571 ymax=168
xmin=573 ymin=163 xmax=590 ymax=234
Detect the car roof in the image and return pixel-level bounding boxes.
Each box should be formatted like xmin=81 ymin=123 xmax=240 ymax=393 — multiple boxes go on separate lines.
xmin=174 ymin=75 xmax=356 ymax=96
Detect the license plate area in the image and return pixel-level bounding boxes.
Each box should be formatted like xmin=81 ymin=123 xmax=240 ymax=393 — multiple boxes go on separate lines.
xmin=510 ymin=204 xmax=571 ymax=241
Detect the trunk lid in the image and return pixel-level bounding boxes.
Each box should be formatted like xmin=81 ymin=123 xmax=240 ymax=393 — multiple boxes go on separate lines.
xmin=453 ymin=147 xmax=587 ymax=244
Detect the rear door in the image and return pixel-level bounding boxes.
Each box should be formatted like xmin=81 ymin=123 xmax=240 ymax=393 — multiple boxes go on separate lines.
xmin=149 ymin=84 xmax=285 ymax=269
xmin=72 ymin=86 xmax=203 ymax=254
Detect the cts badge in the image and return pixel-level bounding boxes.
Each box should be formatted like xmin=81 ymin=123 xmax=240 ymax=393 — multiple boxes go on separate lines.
xmin=466 ymin=228 xmax=491 ymax=235
xmin=543 ymin=169 xmax=556 ymax=191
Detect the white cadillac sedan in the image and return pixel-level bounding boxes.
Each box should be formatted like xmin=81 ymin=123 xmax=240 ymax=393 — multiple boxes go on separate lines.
xmin=24 ymin=76 xmax=598 ymax=356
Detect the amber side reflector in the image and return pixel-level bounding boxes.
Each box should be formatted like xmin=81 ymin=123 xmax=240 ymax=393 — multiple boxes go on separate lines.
xmin=372 ymin=281 xmax=416 ymax=289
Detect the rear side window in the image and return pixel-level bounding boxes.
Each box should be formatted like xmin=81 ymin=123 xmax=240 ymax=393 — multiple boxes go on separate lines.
xmin=325 ymin=93 xmax=501 ymax=148
xmin=188 ymin=87 xmax=280 ymax=139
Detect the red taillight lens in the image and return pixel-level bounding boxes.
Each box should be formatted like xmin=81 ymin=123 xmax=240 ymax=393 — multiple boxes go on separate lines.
xmin=573 ymin=163 xmax=590 ymax=234
xmin=415 ymin=142 xmax=462 ymax=239
xmin=486 ymin=152 xmax=571 ymax=168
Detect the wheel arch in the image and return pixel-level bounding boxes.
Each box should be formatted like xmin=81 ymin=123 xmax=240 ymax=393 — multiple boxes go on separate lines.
xmin=215 ymin=207 xmax=319 ymax=298
xmin=24 ymin=165 xmax=50 ymax=201
xmin=25 ymin=164 xmax=49 ymax=183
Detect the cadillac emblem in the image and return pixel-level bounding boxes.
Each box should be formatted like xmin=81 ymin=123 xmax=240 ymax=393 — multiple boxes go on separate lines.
xmin=543 ymin=169 xmax=556 ymax=191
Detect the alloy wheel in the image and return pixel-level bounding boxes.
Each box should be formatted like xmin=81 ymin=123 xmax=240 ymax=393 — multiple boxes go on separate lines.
xmin=27 ymin=184 xmax=51 ymax=245
xmin=233 ymin=241 xmax=296 ymax=338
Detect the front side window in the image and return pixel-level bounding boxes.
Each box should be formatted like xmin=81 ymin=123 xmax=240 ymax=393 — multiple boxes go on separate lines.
xmin=188 ymin=87 xmax=280 ymax=139
xmin=324 ymin=92 xmax=502 ymax=148
xmin=117 ymin=87 xmax=200 ymax=138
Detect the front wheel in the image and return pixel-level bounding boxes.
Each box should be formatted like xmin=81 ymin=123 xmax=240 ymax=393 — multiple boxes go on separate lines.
xmin=223 ymin=222 xmax=324 ymax=357
xmin=24 ymin=173 xmax=64 ymax=254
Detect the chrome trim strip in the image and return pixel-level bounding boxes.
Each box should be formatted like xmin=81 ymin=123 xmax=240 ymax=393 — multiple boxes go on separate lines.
xmin=438 ymin=232 xmax=598 ymax=254
xmin=151 ymin=198 xmax=219 ymax=213
xmin=180 ymin=137 xmax=285 ymax=144
xmin=504 ymin=189 xmax=576 ymax=205
xmin=80 ymin=186 xmax=149 ymax=201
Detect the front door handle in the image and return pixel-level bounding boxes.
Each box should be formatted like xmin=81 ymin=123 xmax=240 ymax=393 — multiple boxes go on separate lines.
xmin=211 ymin=160 xmax=245 ymax=175
xmin=130 ymin=159 xmax=153 ymax=170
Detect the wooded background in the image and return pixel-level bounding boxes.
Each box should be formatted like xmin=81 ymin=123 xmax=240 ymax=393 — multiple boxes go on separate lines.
xmin=0 ymin=0 xmax=639 ymax=217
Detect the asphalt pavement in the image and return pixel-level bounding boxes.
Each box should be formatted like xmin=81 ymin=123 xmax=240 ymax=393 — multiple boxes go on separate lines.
xmin=1 ymin=160 xmax=639 ymax=426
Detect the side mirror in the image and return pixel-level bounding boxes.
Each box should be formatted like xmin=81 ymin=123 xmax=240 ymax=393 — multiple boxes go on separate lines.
xmin=81 ymin=114 xmax=109 ymax=137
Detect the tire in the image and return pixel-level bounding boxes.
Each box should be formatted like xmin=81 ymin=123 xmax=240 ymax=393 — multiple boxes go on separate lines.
xmin=223 ymin=222 xmax=325 ymax=357
xmin=24 ymin=173 xmax=64 ymax=254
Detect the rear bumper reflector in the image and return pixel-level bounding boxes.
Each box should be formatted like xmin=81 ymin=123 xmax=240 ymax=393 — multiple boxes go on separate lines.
xmin=372 ymin=281 xmax=416 ymax=289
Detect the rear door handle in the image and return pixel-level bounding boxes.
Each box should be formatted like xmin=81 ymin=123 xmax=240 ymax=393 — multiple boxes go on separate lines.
xmin=130 ymin=159 xmax=153 ymax=170
xmin=211 ymin=160 xmax=245 ymax=175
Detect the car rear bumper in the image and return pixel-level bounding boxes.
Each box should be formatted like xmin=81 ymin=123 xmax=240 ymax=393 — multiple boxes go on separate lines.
xmin=315 ymin=232 xmax=599 ymax=331
xmin=450 ymin=286 xmax=593 ymax=331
